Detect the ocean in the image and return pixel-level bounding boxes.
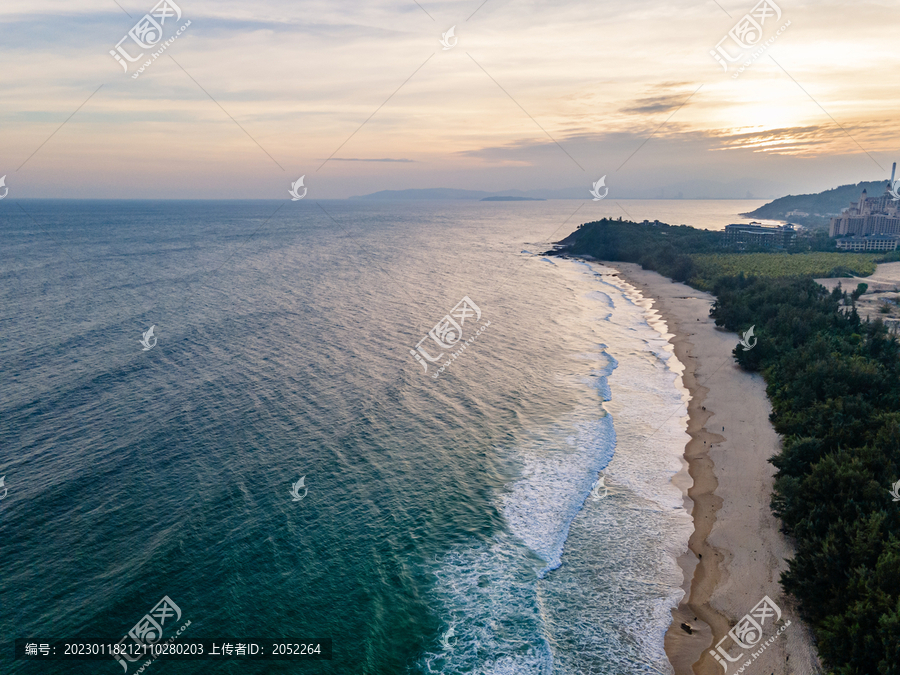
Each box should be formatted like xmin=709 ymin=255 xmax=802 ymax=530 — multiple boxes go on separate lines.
xmin=0 ymin=199 xmax=757 ymax=674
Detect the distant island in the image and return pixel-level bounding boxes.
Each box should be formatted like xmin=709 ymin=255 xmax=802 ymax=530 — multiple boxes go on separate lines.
xmin=347 ymin=186 xmax=769 ymax=200
xmin=480 ymin=196 xmax=546 ymax=202
xmin=348 ymin=180 xmax=892 ymax=205
xmin=741 ymin=180 xmax=887 ymax=228
xmin=348 ymin=187 xmax=583 ymax=200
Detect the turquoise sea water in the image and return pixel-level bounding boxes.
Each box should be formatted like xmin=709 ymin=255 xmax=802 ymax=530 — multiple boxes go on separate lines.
xmin=1 ymin=199 xmax=699 ymax=674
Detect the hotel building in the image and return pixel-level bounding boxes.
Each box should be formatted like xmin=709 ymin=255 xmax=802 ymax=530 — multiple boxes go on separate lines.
xmin=829 ymin=167 xmax=900 ymax=237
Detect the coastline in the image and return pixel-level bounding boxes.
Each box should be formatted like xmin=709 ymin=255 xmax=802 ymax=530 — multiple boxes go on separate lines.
xmin=598 ymin=261 xmax=821 ymax=675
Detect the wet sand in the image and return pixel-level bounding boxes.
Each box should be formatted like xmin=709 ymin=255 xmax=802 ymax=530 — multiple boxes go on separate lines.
xmin=604 ymin=262 xmax=821 ymax=675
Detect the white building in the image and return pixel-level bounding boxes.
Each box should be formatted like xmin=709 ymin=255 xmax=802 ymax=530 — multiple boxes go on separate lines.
xmin=835 ymin=234 xmax=900 ymax=251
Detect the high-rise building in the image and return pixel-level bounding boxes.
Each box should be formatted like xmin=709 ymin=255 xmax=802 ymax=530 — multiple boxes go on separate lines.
xmin=830 ymin=165 xmax=900 ymax=237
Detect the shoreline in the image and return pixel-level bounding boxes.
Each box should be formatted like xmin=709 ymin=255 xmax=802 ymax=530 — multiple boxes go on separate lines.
xmin=596 ymin=261 xmax=820 ymax=675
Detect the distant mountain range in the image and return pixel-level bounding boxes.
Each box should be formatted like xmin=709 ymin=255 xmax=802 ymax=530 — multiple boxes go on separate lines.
xmin=741 ymin=180 xmax=891 ymax=227
xmin=348 ymin=180 xmax=893 ymax=207
xmin=480 ymin=196 xmax=546 ymax=201
xmin=348 ymin=187 xmax=585 ymax=200
xmin=348 ymin=179 xmax=783 ymax=201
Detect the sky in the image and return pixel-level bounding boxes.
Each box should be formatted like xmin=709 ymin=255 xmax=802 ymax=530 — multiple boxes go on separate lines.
xmin=1 ymin=0 xmax=899 ymax=199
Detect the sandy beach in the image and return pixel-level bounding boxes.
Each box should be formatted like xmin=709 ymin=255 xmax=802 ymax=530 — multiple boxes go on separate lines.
xmin=604 ymin=262 xmax=821 ymax=675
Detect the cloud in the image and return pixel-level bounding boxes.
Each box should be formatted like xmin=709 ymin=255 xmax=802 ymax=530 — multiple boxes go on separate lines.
xmin=711 ymin=120 xmax=895 ymax=159
xmin=326 ymin=157 xmax=416 ymax=162
xmin=619 ymin=92 xmax=696 ymax=115
xmin=3 ymin=0 xmax=900 ymax=197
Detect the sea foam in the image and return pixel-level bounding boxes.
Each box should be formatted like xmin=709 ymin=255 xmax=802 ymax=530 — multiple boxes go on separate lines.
xmin=421 ymin=258 xmax=691 ymax=675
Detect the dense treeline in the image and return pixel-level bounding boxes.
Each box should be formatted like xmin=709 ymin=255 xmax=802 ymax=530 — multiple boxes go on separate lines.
xmin=711 ymin=276 xmax=900 ymax=674
xmin=555 ymin=220 xmax=900 ymax=674
xmin=555 ymin=218 xmax=723 ymax=283
xmin=554 ymin=219 xmax=879 ymax=288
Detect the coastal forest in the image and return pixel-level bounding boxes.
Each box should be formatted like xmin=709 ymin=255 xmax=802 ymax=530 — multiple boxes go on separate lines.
xmin=554 ymin=217 xmax=881 ymax=289
xmin=554 ymin=219 xmax=900 ymax=675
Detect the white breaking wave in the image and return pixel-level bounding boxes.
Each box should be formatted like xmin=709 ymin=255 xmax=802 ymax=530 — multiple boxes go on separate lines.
xmin=420 ymin=258 xmax=691 ymax=675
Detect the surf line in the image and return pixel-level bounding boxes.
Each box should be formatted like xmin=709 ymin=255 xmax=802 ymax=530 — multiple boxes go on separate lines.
xmin=432 ymin=321 xmax=491 ymax=379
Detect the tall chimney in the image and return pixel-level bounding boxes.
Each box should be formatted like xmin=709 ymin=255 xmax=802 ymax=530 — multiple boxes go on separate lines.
xmin=892 ymin=162 xmax=896 ymax=183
